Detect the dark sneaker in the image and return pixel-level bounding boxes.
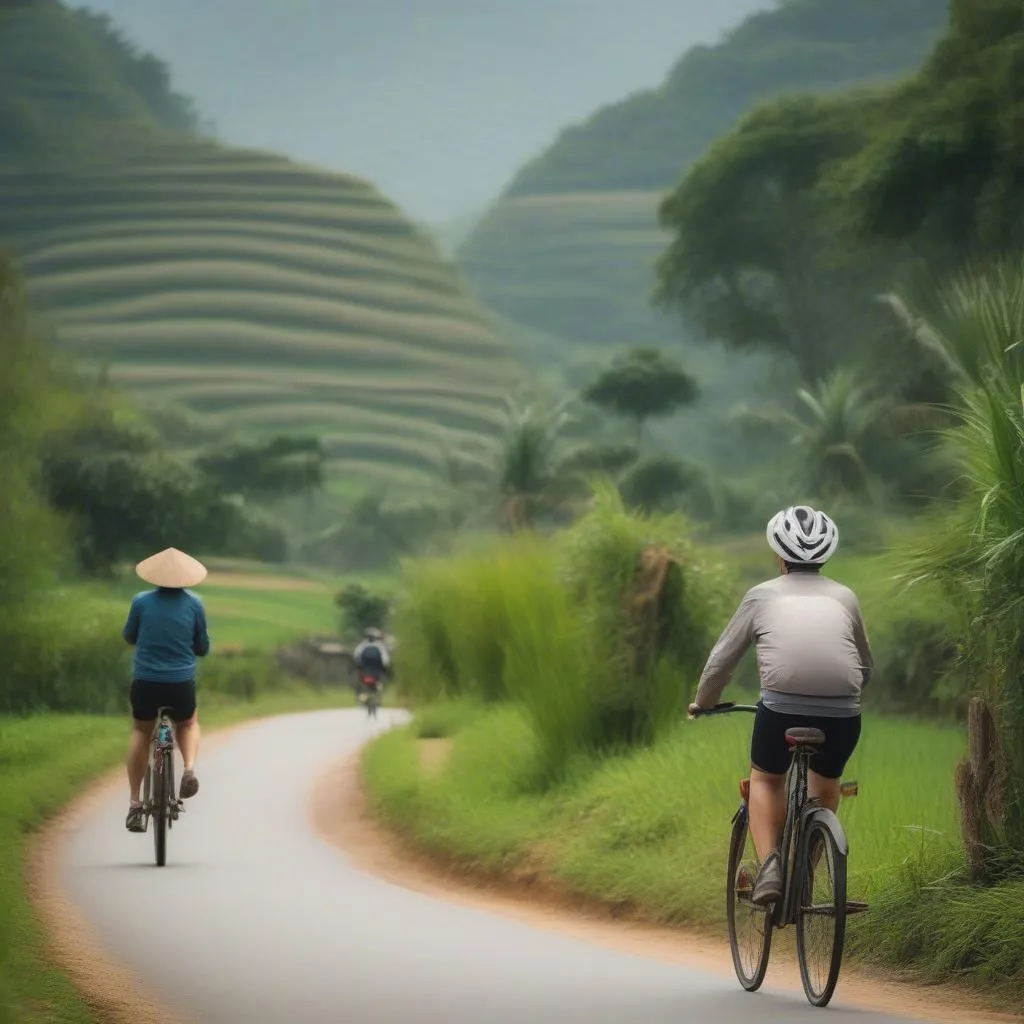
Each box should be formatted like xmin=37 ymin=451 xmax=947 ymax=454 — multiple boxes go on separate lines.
xmin=179 ymin=770 xmax=199 ymax=799
xmin=126 ymin=805 xmax=146 ymax=833
xmin=751 ymin=852 xmax=782 ymax=906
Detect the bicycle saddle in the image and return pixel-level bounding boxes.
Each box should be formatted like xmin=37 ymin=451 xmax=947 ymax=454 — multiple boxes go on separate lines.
xmin=785 ymin=727 xmax=826 ymax=746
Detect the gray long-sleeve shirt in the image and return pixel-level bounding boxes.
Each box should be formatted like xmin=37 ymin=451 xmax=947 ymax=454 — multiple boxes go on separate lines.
xmin=695 ymin=571 xmax=873 ymax=717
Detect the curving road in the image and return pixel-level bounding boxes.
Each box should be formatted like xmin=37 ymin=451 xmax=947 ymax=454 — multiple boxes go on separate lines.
xmin=64 ymin=709 xmax=942 ymax=1023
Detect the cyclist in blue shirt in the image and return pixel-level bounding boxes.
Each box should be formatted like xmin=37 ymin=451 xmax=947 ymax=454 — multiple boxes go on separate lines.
xmin=122 ymin=548 xmax=211 ymax=833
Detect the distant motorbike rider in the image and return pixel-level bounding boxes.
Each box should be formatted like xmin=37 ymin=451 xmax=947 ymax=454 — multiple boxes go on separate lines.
xmin=353 ymin=627 xmax=391 ymax=698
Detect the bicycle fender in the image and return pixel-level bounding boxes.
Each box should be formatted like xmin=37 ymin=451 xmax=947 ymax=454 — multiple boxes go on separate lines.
xmin=800 ymin=806 xmax=849 ymax=856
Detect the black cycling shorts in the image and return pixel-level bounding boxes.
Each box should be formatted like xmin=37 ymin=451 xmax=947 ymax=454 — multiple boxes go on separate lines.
xmin=750 ymin=702 xmax=860 ymax=779
xmin=130 ymin=679 xmax=197 ymax=723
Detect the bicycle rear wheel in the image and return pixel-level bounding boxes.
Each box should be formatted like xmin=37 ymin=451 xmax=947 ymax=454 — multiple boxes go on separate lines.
xmin=152 ymin=750 xmax=170 ymax=867
xmin=727 ymin=807 xmax=772 ymax=991
xmin=796 ymin=818 xmax=847 ymax=1006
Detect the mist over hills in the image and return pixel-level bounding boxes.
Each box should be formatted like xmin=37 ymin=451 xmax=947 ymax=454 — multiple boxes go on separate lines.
xmin=76 ymin=0 xmax=772 ymax=224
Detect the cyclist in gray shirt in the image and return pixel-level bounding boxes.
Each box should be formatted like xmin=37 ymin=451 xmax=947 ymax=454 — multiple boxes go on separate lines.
xmin=689 ymin=505 xmax=873 ymax=906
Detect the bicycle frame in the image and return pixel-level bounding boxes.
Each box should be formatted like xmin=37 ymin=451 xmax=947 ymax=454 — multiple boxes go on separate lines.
xmin=145 ymin=708 xmax=180 ymax=823
xmin=773 ymin=743 xmax=814 ymax=928
xmin=692 ymin=701 xmax=857 ymax=928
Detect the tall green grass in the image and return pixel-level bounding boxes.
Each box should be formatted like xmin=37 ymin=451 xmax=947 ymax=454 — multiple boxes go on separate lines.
xmin=393 ymin=489 xmax=732 ymax=779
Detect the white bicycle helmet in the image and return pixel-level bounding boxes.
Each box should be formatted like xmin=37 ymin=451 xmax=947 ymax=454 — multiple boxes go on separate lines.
xmin=766 ymin=505 xmax=839 ymax=566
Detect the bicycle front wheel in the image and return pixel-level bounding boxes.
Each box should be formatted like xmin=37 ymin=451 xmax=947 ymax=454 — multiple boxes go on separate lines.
xmin=726 ymin=807 xmax=772 ymax=991
xmin=796 ymin=818 xmax=847 ymax=1006
xmin=152 ymin=751 xmax=170 ymax=867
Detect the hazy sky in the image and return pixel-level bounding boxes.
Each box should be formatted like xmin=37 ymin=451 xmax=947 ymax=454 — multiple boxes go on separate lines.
xmin=80 ymin=0 xmax=771 ymax=223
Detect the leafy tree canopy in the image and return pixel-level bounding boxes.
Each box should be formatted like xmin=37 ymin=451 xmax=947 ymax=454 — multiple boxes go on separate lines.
xmin=840 ymin=0 xmax=1024 ymax=260
xmin=655 ymin=0 xmax=1024 ymax=391
xmin=655 ymin=94 xmax=878 ymax=380
xmin=194 ymin=436 xmax=326 ymax=502
xmin=583 ymin=348 xmax=699 ymax=438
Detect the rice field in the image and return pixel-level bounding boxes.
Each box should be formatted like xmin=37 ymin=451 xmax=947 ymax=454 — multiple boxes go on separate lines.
xmin=0 ymin=142 xmax=521 ymax=492
xmin=68 ymin=557 xmax=363 ymax=651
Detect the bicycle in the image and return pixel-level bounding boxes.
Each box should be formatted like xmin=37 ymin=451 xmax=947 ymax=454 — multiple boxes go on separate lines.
xmin=357 ymin=674 xmax=381 ymax=718
xmin=690 ymin=701 xmax=867 ymax=1007
xmin=142 ymin=707 xmax=184 ymax=867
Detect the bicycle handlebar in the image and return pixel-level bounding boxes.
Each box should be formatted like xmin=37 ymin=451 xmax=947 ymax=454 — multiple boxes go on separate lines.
xmin=688 ymin=701 xmax=758 ymax=720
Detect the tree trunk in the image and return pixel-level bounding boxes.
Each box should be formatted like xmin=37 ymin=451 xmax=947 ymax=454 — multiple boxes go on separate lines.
xmin=956 ymin=695 xmax=1009 ymax=881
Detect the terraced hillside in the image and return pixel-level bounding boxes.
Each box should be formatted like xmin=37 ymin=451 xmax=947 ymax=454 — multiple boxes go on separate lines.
xmin=458 ymin=0 xmax=949 ymax=361
xmin=0 ymin=3 xmax=520 ymax=492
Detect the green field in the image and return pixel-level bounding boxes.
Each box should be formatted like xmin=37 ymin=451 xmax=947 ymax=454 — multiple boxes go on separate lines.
xmin=65 ymin=557 xmax=388 ymax=652
xmin=363 ymin=701 xmax=1024 ymax=1005
xmin=0 ymin=3 xmax=522 ymax=494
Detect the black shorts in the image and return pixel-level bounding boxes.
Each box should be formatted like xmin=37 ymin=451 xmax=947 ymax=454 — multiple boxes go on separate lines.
xmin=130 ymin=679 xmax=197 ymax=723
xmin=750 ymin=702 xmax=860 ymax=779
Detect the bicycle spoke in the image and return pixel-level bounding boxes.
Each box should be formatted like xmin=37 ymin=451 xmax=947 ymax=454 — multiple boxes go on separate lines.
xmin=796 ymin=821 xmax=847 ymax=1006
xmin=728 ymin=811 xmax=772 ymax=990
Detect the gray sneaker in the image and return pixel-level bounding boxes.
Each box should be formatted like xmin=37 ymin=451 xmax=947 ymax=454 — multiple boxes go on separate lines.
xmin=751 ymin=852 xmax=782 ymax=906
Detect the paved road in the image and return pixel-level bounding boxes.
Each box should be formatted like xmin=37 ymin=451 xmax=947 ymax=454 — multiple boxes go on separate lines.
xmin=64 ymin=709 xmax=939 ymax=1023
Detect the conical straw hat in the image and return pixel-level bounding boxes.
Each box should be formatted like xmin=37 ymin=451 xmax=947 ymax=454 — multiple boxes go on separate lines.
xmin=135 ymin=548 xmax=207 ymax=589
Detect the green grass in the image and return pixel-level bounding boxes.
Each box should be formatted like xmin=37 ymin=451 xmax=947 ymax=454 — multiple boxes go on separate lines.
xmin=65 ymin=561 xmax=361 ymax=652
xmin=363 ymin=701 xmax=1024 ymax=1005
xmin=0 ymin=684 xmax=355 ymax=1024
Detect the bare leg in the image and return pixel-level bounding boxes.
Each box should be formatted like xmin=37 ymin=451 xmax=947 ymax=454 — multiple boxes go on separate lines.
xmin=748 ymin=767 xmax=787 ymax=861
xmin=808 ymin=771 xmax=841 ymax=812
xmin=175 ymin=713 xmax=200 ymax=771
xmin=127 ymin=720 xmax=154 ymax=805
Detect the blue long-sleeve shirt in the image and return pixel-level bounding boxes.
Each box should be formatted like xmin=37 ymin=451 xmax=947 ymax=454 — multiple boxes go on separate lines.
xmin=123 ymin=588 xmax=211 ymax=683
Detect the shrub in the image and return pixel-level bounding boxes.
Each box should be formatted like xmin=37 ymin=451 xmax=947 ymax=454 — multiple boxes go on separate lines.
xmin=393 ymin=486 xmax=735 ymax=780
xmin=200 ymin=651 xmax=291 ymax=703
xmin=0 ymin=594 xmax=129 ymax=714
xmin=335 ymin=582 xmax=390 ymax=640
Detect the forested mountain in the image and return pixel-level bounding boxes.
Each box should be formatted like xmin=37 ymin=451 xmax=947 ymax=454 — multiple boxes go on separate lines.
xmin=457 ymin=0 xmax=950 ymax=371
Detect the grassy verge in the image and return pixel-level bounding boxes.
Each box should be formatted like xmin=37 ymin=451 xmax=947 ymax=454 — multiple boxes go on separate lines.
xmin=0 ymin=683 xmax=353 ymax=1024
xmin=363 ymin=701 xmax=1024 ymax=1006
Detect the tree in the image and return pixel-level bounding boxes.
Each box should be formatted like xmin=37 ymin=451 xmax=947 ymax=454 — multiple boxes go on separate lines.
xmin=619 ymin=454 xmax=704 ymax=514
xmin=840 ymin=0 xmax=1024 ymax=264
xmin=494 ymin=395 xmax=578 ymax=530
xmin=194 ymin=435 xmax=325 ymax=502
xmin=582 ymin=348 xmax=699 ymax=442
xmin=41 ymin=404 xmax=234 ymax=574
xmin=335 ymin=583 xmax=390 ymax=640
xmin=655 ymin=95 xmax=884 ymax=382
xmin=731 ymin=367 xmax=891 ymax=501
xmin=0 ymin=253 xmax=66 ymax=602
xmin=899 ymin=257 xmax=1024 ymax=875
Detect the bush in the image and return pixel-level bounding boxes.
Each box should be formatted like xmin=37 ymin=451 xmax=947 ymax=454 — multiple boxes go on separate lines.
xmin=393 ymin=487 xmax=735 ymax=781
xmin=199 ymin=651 xmax=291 ymax=703
xmin=335 ymin=582 xmax=390 ymax=640
xmin=0 ymin=594 xmax=129 ymax=714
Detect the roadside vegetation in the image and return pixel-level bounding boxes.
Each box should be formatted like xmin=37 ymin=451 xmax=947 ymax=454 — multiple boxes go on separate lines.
xmin=362 ymin=6 xmax=1024 ymax=1006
